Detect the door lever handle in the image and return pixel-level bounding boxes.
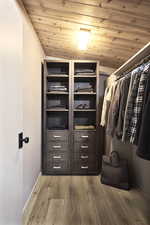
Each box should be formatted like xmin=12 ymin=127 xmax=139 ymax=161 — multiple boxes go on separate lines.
xmin=18 ymin=132 xmax=29 ymax=149
xmin=24 ymin=137 xmax=29 ymax=144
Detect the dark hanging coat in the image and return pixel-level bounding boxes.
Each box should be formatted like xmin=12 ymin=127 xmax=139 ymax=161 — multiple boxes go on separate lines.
xmin=137 ymin=90 xmax=150 ymax=160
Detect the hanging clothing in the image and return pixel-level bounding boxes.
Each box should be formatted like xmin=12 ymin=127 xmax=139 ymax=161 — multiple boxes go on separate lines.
xmin=101 ymin=58 xmax=150 ymax=160
xmin=136 ymin=92 xmax=150 ymax=160
xmin=106 ymin=74 xmax=130 ymax=138
xmin=106 ymin=80 xmax=122 ymax=136
xmin=100 ymin=81 xmax=117 ymax=127
xmin=122 ymin=66 xmax=143 ymax=142
xmin=129 ymin=64 xmax=150 ymax=144
xmin=115 ymin=75 xmax=131 ymax=139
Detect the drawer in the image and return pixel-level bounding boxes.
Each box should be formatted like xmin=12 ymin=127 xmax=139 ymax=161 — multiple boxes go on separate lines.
xmin=48 ymin=142 xmax=69 ymax=152
xmin=47 ymin=152 xmax=68 ymax=162
xmin=47 ymin=130 xmax=69 ymax=142
xmin=47 ymin=160 xmax=69 ymax=172
xmin=74 ymin=131 xmax=96 ymax=143
xmin=73 ymin=159 xmax=98 ymax=173
xmin=73 ymin=153 xmax=96 ymax=163
xmin=74 ymin=142 xmax=96 ymax=154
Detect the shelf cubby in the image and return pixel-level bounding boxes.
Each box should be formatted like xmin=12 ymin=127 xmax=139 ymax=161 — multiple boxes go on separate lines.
xmin=74 ymin=111 xmax=96 ymax=129
xmin=74 ymin=95 xmax=96 ymax=110
xmin=47 ymin=92 xmax=69 ymax=95
xmin=46 ymin=62 xmax=69 ymax=76
xmin=74 ymin=62 xmax=96 ymax=75
xmin=47 ymin=111 xmax=69 ymax=130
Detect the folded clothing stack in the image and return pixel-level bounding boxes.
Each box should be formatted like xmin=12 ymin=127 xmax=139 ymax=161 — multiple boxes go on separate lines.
xmin=48 ymin=85 xmax=67 ymax=92
xmin=75 ymin=104 xmax=89 ymax=109
xmin=49 ymin=104 xmax=67 ymax=110
xmin=75 ymin=125 xmax=95 ymax=130
xmin=75 ymin=69 xmax=95 ymax=75
xmin=75 ymin=87 xmax=94 ymax=92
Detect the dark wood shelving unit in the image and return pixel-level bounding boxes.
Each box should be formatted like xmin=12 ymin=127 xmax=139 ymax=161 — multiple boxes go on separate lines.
xmin=42 ymin=60 xmax=100 ymax=175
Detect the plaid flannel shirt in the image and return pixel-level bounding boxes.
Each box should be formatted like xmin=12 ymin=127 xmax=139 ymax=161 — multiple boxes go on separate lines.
xmin=129 ymin=64 xmax=150 ymax=144
xmin=122 ymin=67 xmax=143 ymax=142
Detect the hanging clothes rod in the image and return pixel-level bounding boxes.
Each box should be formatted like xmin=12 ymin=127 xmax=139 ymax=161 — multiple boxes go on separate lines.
xmin=113 ymin=42 xmax=150 ymax=76
xmin=116 ymin=54 xmax=150 ymax=80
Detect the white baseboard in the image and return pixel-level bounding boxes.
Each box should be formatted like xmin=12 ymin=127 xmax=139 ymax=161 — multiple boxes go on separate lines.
xmin=22 ymin=172 xmax=41 ymax=213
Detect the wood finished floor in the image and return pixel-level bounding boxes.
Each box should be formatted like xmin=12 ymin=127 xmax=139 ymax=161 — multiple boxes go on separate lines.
xmin=23 ymin=176 xmax=150 ymax=225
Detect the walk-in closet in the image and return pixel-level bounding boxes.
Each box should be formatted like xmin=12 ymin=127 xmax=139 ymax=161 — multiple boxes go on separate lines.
xmin=1 ymin=1 xmax=150 ymax=225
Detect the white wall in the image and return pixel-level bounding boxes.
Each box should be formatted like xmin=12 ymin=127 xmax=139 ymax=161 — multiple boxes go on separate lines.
xmin=21 ymin=4 xmax=44 ymax=208
xmin=0 ymin=1 xmax=23 ymax=224
xmin=100 ymin=65 xmax=116 ymax=75
xmin=0 ymin=0 xmax=45 ymax=223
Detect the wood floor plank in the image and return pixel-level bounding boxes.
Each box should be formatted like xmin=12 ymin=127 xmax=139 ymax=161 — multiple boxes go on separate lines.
xmin=63 ymin=176 xmax=82 ymax=225
xmin=45 ymin=199 xmax=65 ymax=225
xmin=23 ymin=176 xmax=150 ymax=225
xmin=85 ymin=176 xmax=119 ymax=225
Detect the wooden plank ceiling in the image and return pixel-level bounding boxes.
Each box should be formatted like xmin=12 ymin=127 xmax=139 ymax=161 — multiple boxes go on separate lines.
xmin=22 ymin=0 xmax=150 ymax=68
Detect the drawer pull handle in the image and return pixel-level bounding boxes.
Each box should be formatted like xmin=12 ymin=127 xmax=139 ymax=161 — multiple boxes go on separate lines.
xmin=53 ymin=166 xmax=61 ymax=169
xmin=53 ymin=135 xmax=61 ymax=138
xmin=53 ymin=145 xmax=61 ymax=149
xmin=81 ymin=145 xmax=88 ymax=149
xmin=81 ymin=166 xmax=88 ymax=169
xmin=53 ymin=156 xmax=61 ymax=159
xmin=81 ymin=156 xmax=88 ymax=159
xmin=81 ymin=135 xmax=88 ymax=138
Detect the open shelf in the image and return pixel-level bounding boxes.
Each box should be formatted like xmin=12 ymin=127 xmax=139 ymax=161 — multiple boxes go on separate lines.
xmin=74 ymin=129 xmax=96 ymax=131
xmin=74 ymin=95 xmax=96 ymax=109
xmin=46 ymin=109 xmax=69 ymax=112
xmin=47 ymin=111 xmax=69 ymax=130
xmin=74 ymin=75 xmax=96 ymax=78
xmin=47 ymin=76 xmax=69 ymax=93
xmin=74 ymin=111 xmax=96 ymax=130
xmin=74 ymin=92 xmax=96 ymax=95
xmin=74 ymin=109 xmax=96 ymax=111
xmin=47 ymin=75 xmax=69 ymax=78
xmin=74 ymin=62 xmax=96 ymax=76
xmin=46 ymin=92 xmax=68 ymax=110
xmin=47 ymin=92 xmax=69 ymax=95
xmin=46 ymin=62 xmax=69 ymax=76
xmin=74 ymin=77 xmax=96 ymax=95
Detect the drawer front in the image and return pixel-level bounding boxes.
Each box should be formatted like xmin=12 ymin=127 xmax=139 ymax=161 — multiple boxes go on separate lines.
xmin=74 ymin=131 xmax=96 ymax=143
xmin=72 ymin=159 xmax=98 ymax=173
xmin=46 ymin=160 xmax=69 ymax=172
xmin=74 ymin=142 xmax=96 ymax=154
xmin=47 ymin=130 xmax=69 ymax=142
xmin=47 ymin=152 xmax=68 ymax=162
xmin=74 ymin=153 xmax=96 ymax=162
xmin=48 ymin=142 xmax=69 ymax=152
